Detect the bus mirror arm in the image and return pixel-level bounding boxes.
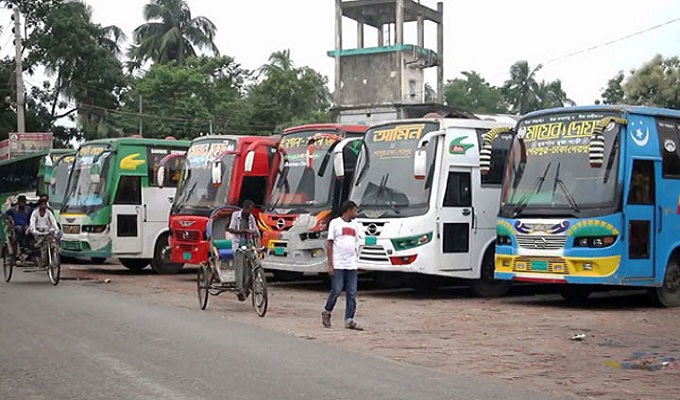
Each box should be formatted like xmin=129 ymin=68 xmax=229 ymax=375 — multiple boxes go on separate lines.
xmin=331 ymin=138 xmax=357 ymax=179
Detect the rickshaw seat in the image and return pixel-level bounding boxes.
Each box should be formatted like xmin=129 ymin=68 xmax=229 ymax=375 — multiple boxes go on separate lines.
xmin=213 ymin=239 xmax=233 ymax=261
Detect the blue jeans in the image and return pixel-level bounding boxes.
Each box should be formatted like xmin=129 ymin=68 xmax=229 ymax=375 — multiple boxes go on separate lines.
xmin=324 ymin=269 xmax=358 ymax=320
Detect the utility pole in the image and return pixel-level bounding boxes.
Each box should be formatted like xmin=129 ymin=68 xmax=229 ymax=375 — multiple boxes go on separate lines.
xmin=13 ymin=6 xmax=25 ymax=134
xmin=138 ymin=95 xmax=143 ymax=137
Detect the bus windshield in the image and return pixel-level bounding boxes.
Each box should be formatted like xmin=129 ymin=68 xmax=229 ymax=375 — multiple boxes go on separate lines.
xmin=172 ymin=139 xmax=237 ymax=215
xmin=267 ymin=130 xmax=336 ymax=213
xmin=49 ymin=155 xmax=75 ymax=210
xmin=63 ymin=144 xmax=111 ymax=214
xmin=500 ymin=112 xmax=623 ymax=219
xmin=351 ymin=122 xmax=439 ymax=218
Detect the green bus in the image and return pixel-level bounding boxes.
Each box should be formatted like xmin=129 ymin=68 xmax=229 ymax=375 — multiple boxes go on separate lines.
xmin=59 ymin=137 xmax=190 ymax=273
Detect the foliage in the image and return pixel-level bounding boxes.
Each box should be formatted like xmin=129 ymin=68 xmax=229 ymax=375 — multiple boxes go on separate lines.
xmin=444 ymin=70 xmax=507 ymax=114
xmin=248 ymin=50 xmax=332 ymax=133
xmin=129 ymin=0 xmax=218 ymax=69
xmin=113 ymin=56 xmax=253 ymax=138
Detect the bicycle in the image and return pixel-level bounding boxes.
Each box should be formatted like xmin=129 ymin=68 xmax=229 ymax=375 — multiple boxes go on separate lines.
xmin=196 ymin=206 xmax=268 ymax=317
xmin=2 ymin=215 xmax=61 ymax=285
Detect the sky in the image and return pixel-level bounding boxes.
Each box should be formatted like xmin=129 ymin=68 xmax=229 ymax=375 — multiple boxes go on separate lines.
xmin=1 ymin=0 xmax=679 ymax=107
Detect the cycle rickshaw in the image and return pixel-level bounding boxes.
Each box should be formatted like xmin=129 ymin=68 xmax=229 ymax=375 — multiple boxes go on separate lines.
xmin=197 ymin=206 xmax=268 ymax=317
xmin=2 ymin=212 xmax=61 ymax=286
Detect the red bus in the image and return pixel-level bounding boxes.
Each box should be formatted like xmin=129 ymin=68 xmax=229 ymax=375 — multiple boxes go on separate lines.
xmin=246 ymin=124 xmax=367 ymax=280
xmin=159 ymin=135 xmax=279 ymax=267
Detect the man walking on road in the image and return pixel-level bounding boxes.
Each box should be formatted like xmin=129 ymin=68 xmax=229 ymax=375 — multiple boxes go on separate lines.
xmin=322 ymin=200 xmax=363 ymax=330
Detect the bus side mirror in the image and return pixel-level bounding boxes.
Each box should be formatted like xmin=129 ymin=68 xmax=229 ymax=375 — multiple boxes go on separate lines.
xmin=244 ymin=151 xmax=255 ymax=173
xmin=157 ymin=165 xmax=166 ymax=188
xmin=333 ymin=152 xmax=345 ymax=179
xmin=414 ymin=150 xmax=427 ymax=180
xmin=212 ymin=161 xmax=222 ymax=184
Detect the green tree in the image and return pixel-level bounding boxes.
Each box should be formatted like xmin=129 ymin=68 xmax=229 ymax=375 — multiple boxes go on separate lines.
xmin=248 ymin=50 xmax=332 ymax=132
xmin=444 ymin=70 xmax=508 ymax=114
xmin=114 ymin=56 xmax=252 ymax=138
xmin=129 ymin=0 xmax=219 ymax=69
xmin=599 ymin=71 xmax=625 ymax=105
xmin=503 ymin=60 xmax=542 ymax=114
xmin=20 ymin=0 xmax=127 ymax=140
xmin=624 ymin=55 xmax=680 ymax=109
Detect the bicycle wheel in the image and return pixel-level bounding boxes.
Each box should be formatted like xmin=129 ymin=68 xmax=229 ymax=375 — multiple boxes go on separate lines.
xmin=47 ymin=243 xmax=60 ymax=286
xmin=2 ymin=244 xmax=14 ymax=283
xmin=251 ymin=266 xmax=268 ymax=317
xmin=197 ymin=265 xmax=210 ymax=310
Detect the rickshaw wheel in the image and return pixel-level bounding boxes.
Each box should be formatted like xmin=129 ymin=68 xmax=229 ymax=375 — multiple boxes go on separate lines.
xmin=197 ymin=265 xmax=210 ymax=310
xmin=47 ymin=242 xmax=60 ymax=286
xmin=252 ymin=266 xmax=268 ymax=317
xmin=3 ymin=244 xmax=14 ymax=283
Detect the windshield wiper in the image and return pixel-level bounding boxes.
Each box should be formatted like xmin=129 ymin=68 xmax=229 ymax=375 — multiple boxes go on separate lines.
xmin=552 ymin=162 xmax=580 ymax=213
xmin=511 ymin=162 xmax=552 ymax=218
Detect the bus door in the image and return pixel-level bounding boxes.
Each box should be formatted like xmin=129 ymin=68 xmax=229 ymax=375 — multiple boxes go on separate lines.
xmin=111 ymin=175 xmax=143 ymax=253
xmin=623 ymin=159 xmax=656 ymax=278
xmin=438 ymin=166 xmax=473 ymax=271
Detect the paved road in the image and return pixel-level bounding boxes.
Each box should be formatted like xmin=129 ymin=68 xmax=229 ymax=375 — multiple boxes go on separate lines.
xmin=0 ymin=273 xmax=565 ymax=400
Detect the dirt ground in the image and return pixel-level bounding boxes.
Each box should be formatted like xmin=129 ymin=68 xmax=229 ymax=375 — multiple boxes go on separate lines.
xmin=61 ymin=262 xmax=680 ymax=400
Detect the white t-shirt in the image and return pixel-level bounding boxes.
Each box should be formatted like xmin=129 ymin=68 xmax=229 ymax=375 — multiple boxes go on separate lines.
xmin=327 ymin=217 xmax=358 ymax=270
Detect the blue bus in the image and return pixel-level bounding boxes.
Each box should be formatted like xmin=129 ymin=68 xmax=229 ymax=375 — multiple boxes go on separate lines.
xmin=491 ymin=105 xmax=680 ymax=307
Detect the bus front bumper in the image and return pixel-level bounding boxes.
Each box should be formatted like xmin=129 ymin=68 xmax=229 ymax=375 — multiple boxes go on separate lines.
xmin=494 ymin=254 xmax=623 ymax=284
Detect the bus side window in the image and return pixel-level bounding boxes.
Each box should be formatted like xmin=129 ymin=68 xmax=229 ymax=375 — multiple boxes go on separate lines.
xmin=114 ymin=176 xmax=142 ymax=205
xmin=443 ymin=171 xmax=472 ymax=207
xmin=657 ymin=118 xmax=680 ymax=178
xmin=627 ymin=160 xmax=655 ymax=205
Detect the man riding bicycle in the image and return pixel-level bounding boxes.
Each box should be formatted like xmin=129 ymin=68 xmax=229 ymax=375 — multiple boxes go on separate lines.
xmin=227 ymin=200 xmax=259 ymax=299
xmin=5 ymin=195 xmax=32 ymax=251
xmin=28 ymin=197 xmax=60 ymax=242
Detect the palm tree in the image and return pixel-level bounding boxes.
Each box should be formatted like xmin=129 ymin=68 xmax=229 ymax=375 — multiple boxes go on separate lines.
xmin=536 ymin=79 xmax=576 ymax=110
xmin=129 ymin=0 xmax=219 ymax=68
xmin=257 ymin=49 xmax=295 ymax=77
xmin=503 ymin=60 xmax=542 ymax=115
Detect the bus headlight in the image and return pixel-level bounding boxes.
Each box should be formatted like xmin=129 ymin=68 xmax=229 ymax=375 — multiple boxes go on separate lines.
xmin=573 ymin=236 xmax=617 ymax=248
xmin=496 ymin=235 xmax=512 ymax=246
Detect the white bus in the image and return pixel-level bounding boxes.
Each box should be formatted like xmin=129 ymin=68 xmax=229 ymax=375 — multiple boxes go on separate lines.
xmin=332 ymin=116 xmax=514 ymax=295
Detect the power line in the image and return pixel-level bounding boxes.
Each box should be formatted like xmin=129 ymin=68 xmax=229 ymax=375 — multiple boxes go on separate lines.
xmin=543 ymin=16 xmax=680 ymax=65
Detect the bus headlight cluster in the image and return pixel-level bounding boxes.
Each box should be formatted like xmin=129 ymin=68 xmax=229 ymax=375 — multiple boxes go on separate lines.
xmin=82 ymin=225 xmax=108 ymax=234
xmin=573 ymin=236 xmax=617 ymax=248
xmin=496 ymin=235 xmax=512 ymax=246
xmin=390 ymin=232 xmax=433 ymax=251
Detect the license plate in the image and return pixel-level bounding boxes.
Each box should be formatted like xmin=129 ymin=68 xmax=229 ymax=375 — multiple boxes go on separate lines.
xmin=62 ymin=241 xmax=81 ymax=251
xmin=365 ymin=236 xmax=377 ymax=245
xmin=531 ymin=261 xmax=548 ymax=271
xmin=273 ymin=247 xmax=285 ymax=256
xmin=183 ymin=252 xmax=192 ymax=260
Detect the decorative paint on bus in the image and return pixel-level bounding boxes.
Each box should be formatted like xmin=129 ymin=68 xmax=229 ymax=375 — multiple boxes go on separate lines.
xmin=59 ymin=138 xmax=190 ymax=272
xmin=493 ymin=105 xmax=680 ymax=306
xmin=339 ymin=116 xmax=514 ymax=295
xmin=256 ymin=124 xmax=366 ymax=278
xmin=164 ymin=135 xmax=279 ymax=267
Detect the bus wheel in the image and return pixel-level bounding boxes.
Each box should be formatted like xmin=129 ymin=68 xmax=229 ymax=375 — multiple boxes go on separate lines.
xmin=119 ymin=258 xmax=149 ymax=271
xmin=471 ymin=250 xmax=512 ymax=298
xmin=150 ymin=233 xmax=184 ymax=274
xmin=650 ymin=260 xmax=680 ymax=307
xmin=91 ymin=257 xmax=107 ymax=265
xmin=559 ymin=286 xmax=593 ymax=304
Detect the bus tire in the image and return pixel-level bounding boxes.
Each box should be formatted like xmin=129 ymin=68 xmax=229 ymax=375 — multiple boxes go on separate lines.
xmin=471 ymin=248 xmax=512 ymax=298
xmin=150 ymin=233 xmax=184 ymax=274
xmin=119 ymin=258 xmax=149 ymax=271
xmin=650 ymin=260 xmax=680 ymax=308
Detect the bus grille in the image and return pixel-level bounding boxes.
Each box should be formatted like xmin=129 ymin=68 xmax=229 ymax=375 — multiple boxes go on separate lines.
xmin=359 ymin=245 xmax=390 ymax=263
xmin=515 ymin=235 xmax=567 ymax=250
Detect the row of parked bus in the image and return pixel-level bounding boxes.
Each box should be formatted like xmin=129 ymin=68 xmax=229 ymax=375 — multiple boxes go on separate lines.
xmin=2 ymin=104 xmax=679 ymax=307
